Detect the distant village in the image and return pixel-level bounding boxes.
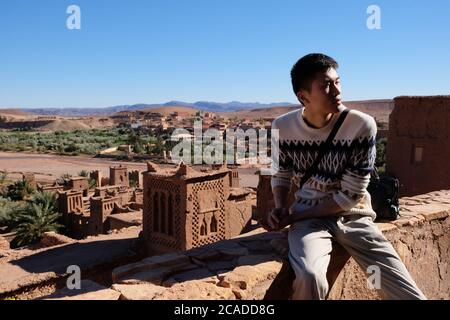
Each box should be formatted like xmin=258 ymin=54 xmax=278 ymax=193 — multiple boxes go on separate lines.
xmin=111 ymin=109 xmax=275 ymax=136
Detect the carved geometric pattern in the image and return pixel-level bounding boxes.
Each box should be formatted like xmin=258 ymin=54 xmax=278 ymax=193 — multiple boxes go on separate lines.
xmin=191 ymin=179 xmax=226 ymax=248
xmin=146 ymin=179 xmax=181 ymax=249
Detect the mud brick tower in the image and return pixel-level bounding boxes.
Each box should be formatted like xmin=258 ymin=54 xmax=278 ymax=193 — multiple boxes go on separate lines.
xmin=143 ymin=162 xmax=233 ymax=254
xmin=110 ymin=165 xmax=129 ymax=187
xmin=386 ymin=96 xmax=450 ymax=196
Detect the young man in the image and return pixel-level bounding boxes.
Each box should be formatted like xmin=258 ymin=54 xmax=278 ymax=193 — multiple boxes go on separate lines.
xmin=266 ymin=53 xmax=426 ymax=300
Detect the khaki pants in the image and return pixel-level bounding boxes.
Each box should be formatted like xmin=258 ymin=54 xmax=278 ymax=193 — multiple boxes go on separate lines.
xmin=288 ymin=215 xmax=427 ymax=300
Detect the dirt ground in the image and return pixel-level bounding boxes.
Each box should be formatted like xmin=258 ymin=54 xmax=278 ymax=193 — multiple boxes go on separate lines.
xmin=0 ymin=151 xmax=259 ymax=188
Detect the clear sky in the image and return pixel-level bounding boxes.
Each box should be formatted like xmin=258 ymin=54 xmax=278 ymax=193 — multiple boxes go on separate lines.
xmin=0 ymin=0 xmax=449 ymax=108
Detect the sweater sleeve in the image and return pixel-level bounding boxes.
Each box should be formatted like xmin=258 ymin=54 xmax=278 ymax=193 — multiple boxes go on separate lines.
xmin=332 ymin=117 xmax=377 ymax=211
xmin=271 ymin=119 xmax=294 ymax=189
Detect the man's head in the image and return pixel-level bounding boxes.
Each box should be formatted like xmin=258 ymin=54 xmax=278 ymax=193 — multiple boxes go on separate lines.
xmin=291 ymin=53 xmax=342 ymax=113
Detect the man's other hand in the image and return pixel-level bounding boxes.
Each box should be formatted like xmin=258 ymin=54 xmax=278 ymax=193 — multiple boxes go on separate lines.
xmin=263 ymin=207 xmax=289 ymax=231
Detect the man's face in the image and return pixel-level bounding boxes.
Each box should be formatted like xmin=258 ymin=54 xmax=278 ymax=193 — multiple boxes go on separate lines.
xmin=297 ymin=68 xmax=342 ymax=114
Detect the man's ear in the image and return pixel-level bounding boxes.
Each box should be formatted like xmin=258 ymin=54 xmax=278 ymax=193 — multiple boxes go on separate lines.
xmin=296 ymin=91 xmax=308 ymax=105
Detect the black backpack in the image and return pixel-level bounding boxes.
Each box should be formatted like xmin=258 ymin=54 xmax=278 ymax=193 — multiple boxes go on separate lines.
xmin=367 ymin=167 xmax=400 ymax=221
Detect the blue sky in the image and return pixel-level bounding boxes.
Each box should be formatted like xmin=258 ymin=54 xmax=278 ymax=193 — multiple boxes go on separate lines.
xmin=0 ymin=0 xmax=449 ymax=108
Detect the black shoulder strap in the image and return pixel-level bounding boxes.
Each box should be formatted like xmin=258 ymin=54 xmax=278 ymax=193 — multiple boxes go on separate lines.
xmin=299 ymin=109 xmax=350 ymax=189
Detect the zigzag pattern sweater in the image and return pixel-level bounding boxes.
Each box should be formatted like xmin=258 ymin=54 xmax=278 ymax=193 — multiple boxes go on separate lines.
xmin=271 ymin=104 xmax=377 ymax=220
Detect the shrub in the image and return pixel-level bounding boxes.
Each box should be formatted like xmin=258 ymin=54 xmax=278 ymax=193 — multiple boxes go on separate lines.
xmin=375 ymin=138 xmax=387 ymax=169
xmin=5 ymin=180 xmax=35 ymax=201
xmin=0 ymin=197 xmax=13 ymax=226
xmin=78 ymin=170 xmax=89 ymax=177
xmin=11 ymin=202 xmax=62 ymax=247
xmin=64 ymin=143 xmax=79 ymax=153
xmin=56 ymin=173 xmax=72 ymax=185
xmin=0 ymin=170 xmax=7 ymax=184
xmin=0 ymin=197 xmax=26 ymax=230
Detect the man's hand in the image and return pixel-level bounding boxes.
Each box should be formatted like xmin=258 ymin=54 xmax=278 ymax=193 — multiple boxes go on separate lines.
xmin=278 ymin=213 xmax=293 ymax=230
xmin=286 ymin=198 xmax=345 ymax=224
xmin=262 ymin=207 xmax=289 ymax=231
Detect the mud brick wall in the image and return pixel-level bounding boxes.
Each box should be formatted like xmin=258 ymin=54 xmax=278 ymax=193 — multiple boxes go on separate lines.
xmin=387 ymin=96 xmax=450 ymax=197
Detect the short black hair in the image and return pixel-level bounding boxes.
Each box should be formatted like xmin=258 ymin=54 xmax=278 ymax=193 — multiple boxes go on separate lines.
xmin=291 ymin=53 xmax=339 ymax=96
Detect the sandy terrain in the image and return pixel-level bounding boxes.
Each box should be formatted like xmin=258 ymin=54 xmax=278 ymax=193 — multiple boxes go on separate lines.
xmin=0 ymin=152 xmax=259 ymax=188
xmin=0 ymin=226 xmax=141 ymax=298
xmin=0 ymin=109 xmax=31 ymax=117
xmin=220 ymin=105 xmax=298 ymax=120
xmin=138 ymin=106 xmax=199 ymax=116
xmin=0 ymin=109 xmax=114 ymax=131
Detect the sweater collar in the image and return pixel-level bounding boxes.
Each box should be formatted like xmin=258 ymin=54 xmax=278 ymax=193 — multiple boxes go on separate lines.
xmin=298 ymin=104 xmax=347 ymax=134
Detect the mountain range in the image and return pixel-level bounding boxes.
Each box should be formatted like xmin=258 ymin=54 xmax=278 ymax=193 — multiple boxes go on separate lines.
xmin=16 ymin=101 xmax=296 ymax=117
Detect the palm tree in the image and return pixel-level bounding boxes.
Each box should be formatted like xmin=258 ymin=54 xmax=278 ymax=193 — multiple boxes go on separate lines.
xmin=29 ymin=191 xmax=57 ymax=212
xmin=0 ymin=197 xmax=26 ymax=230
xmin=12 ymin=202 xmax=62 ymax=247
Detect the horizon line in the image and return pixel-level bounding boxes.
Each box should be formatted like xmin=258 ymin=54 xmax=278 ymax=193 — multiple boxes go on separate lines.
xmin=0 ymin=98 xmax=397 ymax=110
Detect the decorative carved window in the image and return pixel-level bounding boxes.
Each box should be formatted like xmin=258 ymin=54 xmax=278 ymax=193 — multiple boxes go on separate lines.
xmin=168 ymin=194 xmax=174 ymax=236
xmin=200 ymin=216 xmax=207 ymax=236
xmin=210 ymin=214 xmax=217 ymax=233
xmin=160 ymin=193 xmax=166 ymax=234
xmin=153 ymin=192 xmax=159 ymax=232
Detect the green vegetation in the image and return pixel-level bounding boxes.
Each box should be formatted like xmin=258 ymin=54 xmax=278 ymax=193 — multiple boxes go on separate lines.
xmin=56 ymin=173 xmax=72 ymax=185
xmin=0 ymin=189 xmax=61 ymax=247
xmin=129 ymin=180 xmax=137 ymax=188
xmin=1 ymin=172 xmax=62 ymax=247
xmin=11 ymin=193 xmax=62 ymax=247
xmin=5 ymin=180 xmax=35 ymax=201
xmin=78 ymin=170 xmax=97 ymax=190
xmin=0 ymin=170 xmax=7 ymax=184
xmin=28 ymin=191 xmax=58 ymax=213
xmin=0 ymin=127 xmax=222 ymax=160
xmin=0 ymin=127 xmax=158 ymax=156
xmin=375 ymin=138 xmax=387 ymax=174
xmin=0 ymin=197 xmax=19 ymax=227
xmin=0 ymin=127 xmax=173 ymax=158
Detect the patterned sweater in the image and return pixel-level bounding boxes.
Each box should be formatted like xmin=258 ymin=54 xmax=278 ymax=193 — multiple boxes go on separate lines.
xmin=271 ymin=104 xmax=377 ymax=220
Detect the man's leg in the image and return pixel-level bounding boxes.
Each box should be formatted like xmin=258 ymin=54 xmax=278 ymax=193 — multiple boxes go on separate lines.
xmin=288 ymin=218 xmax=334 ymax=300
xmin=333 ymin=215 xmax=427 ymax=300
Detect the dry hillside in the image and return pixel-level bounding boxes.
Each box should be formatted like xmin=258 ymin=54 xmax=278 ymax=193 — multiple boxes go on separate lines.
xmin=115 ymin=106 xmax=200 ymax=118
xmin=219 ymin=105 xmax=298 ymax=120
xmin=0 ymin=109 xmax=114 ymax=131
